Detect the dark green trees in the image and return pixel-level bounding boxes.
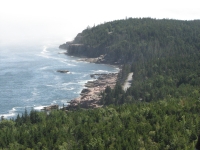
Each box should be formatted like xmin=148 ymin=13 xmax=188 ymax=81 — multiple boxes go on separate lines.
xmin=0 ymin=97 xmax=200 ymax=149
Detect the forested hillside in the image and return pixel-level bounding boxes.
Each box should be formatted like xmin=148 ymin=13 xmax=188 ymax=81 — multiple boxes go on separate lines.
xmin=61 ymin=18 xmax=200 ymax=103
xmin=60 ymin=18 xmax=200 ymax=64
xmin=1 ymin=18 xmax=200 ymax=149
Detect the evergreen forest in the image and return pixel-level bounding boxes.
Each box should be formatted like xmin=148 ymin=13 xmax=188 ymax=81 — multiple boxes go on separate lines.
xmin=1 ymin=18 xmax=200 ymax=149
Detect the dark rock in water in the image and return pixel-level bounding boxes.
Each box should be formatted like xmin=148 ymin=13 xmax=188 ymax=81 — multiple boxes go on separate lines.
xmin=90 ymin=74 xmax=96 ymax=79
xmin=57 ymin=70 xmax=69 ymax=73
xmin=42 ymin=105 xmax=59 ymax=111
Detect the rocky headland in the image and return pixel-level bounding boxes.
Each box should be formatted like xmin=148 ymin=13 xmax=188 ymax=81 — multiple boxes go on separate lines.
xmin=59 ymin=32 xmax=122 ymax=65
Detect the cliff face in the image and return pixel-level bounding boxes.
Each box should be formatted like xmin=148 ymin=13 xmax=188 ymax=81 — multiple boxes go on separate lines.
xmin=59 ymin=35 xmax=122 ymax=64
xmin=59 ymin=33 xmax=83 ymax=53
xmin=59 ymin=42 xmax=120 ymax=64
xmin=59 ymin=33 xmax=113 ymax=63
xmin=60 ymin=43 xmax=102 ymax=58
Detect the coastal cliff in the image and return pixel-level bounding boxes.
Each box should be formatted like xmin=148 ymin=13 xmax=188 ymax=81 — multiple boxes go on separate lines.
xmin=59 ymin=39 xmax=112 ymax=64
xmin=60 ymin=18 xmax=200 ymax=103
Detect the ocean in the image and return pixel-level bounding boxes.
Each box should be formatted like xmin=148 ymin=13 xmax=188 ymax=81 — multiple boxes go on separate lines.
xmin=0 ymin=43 xmax=119 ymax=119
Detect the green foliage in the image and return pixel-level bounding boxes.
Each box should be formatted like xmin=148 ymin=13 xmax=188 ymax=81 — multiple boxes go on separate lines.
xmin=101 ymin=83 xmax=125 ymax=105
xmin=0 ymin=98 xmax=200 ymax=149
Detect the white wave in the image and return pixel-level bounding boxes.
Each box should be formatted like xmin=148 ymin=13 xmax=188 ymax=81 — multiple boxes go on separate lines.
xmin=51 ymin=101 xmax=57 ymax=105
xmin=12 ymin=106 xmax=24 ymax=111
xmin=34 ymin=105 xmax=46 ymax=110
xmin=41 ymin=46 xmax=48 ymax=54
xmin=40 ymin=55 xmax=76 ymax=66
xmin=0 ymin=107 xmax=18 ymax=119
xmin=78 ymin=78 xmax=96 ymax=84
xmin=60 ymin=61 xmax=77 ymax=66
xmin=93 ymin=70 xmax=109 ymax=73
xmin=78 ymin=80 xmax=87 ymax=85
xmin=37 ymin=46 xmax=51 ymax=58
xmin=38 ymin=46 xmax=78 ymax=67
xmin=57 ymin=82 xmax=77 ymax=91
xmin=70 ymin=59 xmax=79 ymax=63
xmin=66 ymin=63 xmax=77 ymax=66
xmin=8 ymin=109 xmax=16 ymax=115
xmin=58 ymin=51 xmax=67 ymax=54
xmin=11 ymin=107 xmax=16 ymax=111
xmin=61 ymin=82 xmax=78 ymax=86
xmin=0 ymin=112 xmax=16 ymax=119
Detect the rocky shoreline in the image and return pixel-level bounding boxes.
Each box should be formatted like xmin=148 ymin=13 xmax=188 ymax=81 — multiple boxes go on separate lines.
xmin=58 ymin=46 xmax=120 ymax=110
xmin=64 ymin=73 xmax=118 ymax=110
xmin=77 ymin=55 xmax=106 ymax=64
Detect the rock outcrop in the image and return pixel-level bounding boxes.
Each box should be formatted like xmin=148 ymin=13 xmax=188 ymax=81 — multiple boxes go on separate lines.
xmin=64 ymin=73 xmax=118 ymax=110
xmin=57 ymin=70 xmax=69 ymax=73
xmin=59 ymin=32 xmax=116 ymax=64
xmin=42 ymin=105 xmax=59 ymax=111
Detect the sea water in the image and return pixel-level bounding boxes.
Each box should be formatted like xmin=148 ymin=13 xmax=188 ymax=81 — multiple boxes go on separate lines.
xmin=0 ymin=44 xmax=119 ymax=119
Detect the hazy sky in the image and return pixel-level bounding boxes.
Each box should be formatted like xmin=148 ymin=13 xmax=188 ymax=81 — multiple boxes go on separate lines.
xmin=0 ymin=0 xmax=199 ymax=46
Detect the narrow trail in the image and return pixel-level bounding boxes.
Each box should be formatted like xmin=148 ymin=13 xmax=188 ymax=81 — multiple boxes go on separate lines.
xmin=123 ymin=72 xmax=133 ymax=91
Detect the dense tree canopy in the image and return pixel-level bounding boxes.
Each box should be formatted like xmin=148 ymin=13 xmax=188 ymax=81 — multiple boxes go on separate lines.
xmin=0 ymin=97 xmax=200 ymax=149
